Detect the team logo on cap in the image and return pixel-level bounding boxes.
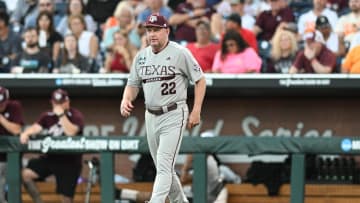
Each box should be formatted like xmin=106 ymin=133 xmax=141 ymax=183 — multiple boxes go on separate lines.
xmin=149 ymin=15 xmax=157 ymax=23
xmin=54 ymin=92 xmax=63 ymax=100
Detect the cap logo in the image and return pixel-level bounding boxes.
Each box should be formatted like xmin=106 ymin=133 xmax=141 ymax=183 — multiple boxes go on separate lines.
xmin=0 ymin=94 xmax=4 ymax=102
xmin=54 ymin=92 xmax=62 ymax=101
xmin=149 ymin=15 xmax=157 ymax=23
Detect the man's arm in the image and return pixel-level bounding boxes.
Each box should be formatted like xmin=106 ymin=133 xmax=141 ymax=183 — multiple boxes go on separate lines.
xmin=188 ymin=76 xmax=206 ymax=129
xmin=0 ymin=115 xmax=22 ymax=135
xmin=120 ymin=86 xmax=140 ymax=117
xmin=311 ymin=59 xmax=333 ymax=73
xmin=20 ymin=123 xmax=43 ymax=144
xmin=59 ymin=115 xmax=80 ymax=136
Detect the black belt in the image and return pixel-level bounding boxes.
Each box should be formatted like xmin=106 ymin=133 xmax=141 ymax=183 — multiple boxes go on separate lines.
xmin=147 ymin=103 xmax=178 ymax=115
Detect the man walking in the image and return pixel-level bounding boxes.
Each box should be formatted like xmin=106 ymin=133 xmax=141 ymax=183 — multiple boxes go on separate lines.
xmin=120 ymin=13 xmax=206 ymax=203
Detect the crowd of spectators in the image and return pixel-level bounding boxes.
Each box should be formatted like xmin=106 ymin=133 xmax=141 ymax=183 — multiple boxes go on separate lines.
xmin=0 ymin=0 xmax=358 ymax=74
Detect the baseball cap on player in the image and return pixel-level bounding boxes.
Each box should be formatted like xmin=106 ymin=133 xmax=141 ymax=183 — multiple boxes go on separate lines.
xmin=303 ymin=30 xmax=325 ymax=44
xmin=144 ymin=13 xmax=168 ymax=28
xmin=51 ymin=89 xmax=69 ymax=104
xmin=0 ymin=86 xmax=9 ymax=107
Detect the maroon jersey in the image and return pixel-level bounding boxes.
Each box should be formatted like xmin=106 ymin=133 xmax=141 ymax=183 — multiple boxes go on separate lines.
xmin=292 ymin=45 xmax=337 ymax=73
xmin=255 ymin=7 xmax=295 ymax=41
xmin=36 ymin=107 xmax=84 ymax=162
xmin=0 ymin=100 xmax=24 ymax=161
xmin=174 ymin=3 xmax=214 ymax=42
xmin=37 ymin=107 xmax=84 ymax=137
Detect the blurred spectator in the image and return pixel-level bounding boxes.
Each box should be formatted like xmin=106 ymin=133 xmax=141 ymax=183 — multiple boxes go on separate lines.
xmin=68 ymin=14 xmax=98 ymax=60
xmin=315 ymin=15 xmax=345 ymax=56
xmin=102 ymin=2 xmax=141 ymax=49
xmin=335 ymin=0 xmax=360 ymax=45
xmin=104 ymin=30 xmax=137 ymax=73
xmin=253 ymin=0 xmax=295 ymax=41
xmin=289 ymin=31 xmax=336 ymax=73
xmin=24 ymin=0 xmax=62 ymax=29
xmin=56 ymin=0 xmax=97 ymax=37
xmin=85 ymin=0 xmax=121 ymax=24
xmin=341 ymin=44 xmax=360 ymax=73
xmin=126 ymin=0 xmax=148 ymax=17
xmin=0 ymin=11 xmax=22 ymax=73
xmin=211 ymin=0 xmax=256 ymax=41
xmin=36 ymin=11 xmax=63 ymax=62
xmin=10 ymin=0 xmax=37 ymax=28
xmin=245 ymin=0 xmax=271 ymax=16
xmin=186 ymin=20 xmax=220 ymax=72
xmin=137 ymin=0 xmax=173 ymax=24
xmin=266 ymin=28 xmax=298 ymax=73
xmin=225 ymin=13 xmax=258 ymax=52
xmin=54 ymin=34 xmax=90 ymax=73
xmin=0 ymin=86 xmax=24 ymax=203
xmin=212 ymin=30 xmax=261 ymax=73
xmin=169 ymin=0 xmax=215 ymax=43
xmin=0 ymin=1 xmax=6 ymax=14
xmin=20 ymin=89 xmax=84 ymax=203
xmin=297 ymin=0 xmax=338 ymax=36
xmin=12 ymin=27 xmax=52 ymax=73
xmin=341 ymin=41 xmax=360 ymax=73
xmin=327 ymin=0 xmax=349 ymax=13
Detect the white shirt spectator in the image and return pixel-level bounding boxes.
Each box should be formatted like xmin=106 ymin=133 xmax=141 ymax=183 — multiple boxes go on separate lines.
xmin=242 ymin=14 xmax=256 ymax=30
xmin=349 ymin=31 xmax=360 ymax=50
xmin=325 ymin=32 xmax=339 ymax=53
xmin=335 ymin=12 xmax=360 ymax=42
xmin=77 ymin=31 xmax=94 ymax=57
xmin=297 ymin=8 xmax=338 ymax=35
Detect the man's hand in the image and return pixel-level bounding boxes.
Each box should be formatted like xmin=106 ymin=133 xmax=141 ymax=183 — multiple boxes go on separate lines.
xmin=304 ymin=45 xmax=316 ymax=60
xmin=120 ymin=99 xmax=134 ymax=117
xmin=187 ymin=109 xmax=201 ymax=129
xmin=19 ymin=132 xmax=29 ymax=144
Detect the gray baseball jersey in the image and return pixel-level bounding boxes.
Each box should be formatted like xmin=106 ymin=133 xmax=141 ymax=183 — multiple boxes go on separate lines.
xmin=127 ymin=41 xmax=204 ymax=107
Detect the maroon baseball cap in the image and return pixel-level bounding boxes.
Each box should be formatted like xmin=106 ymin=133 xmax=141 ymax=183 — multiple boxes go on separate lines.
xmin=144 ymin=13 xmax=169 ymax=28
xmin=51 ymin=89 xmax=69 ymax=104
xmin=0 ymin=86 xmax=9 ymax=106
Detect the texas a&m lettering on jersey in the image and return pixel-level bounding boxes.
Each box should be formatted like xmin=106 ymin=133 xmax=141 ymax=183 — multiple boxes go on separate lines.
xmin=139 ymin=65 xmax=176 ymax=83
xmin=128 ymin=41 xmax=203 ymax=107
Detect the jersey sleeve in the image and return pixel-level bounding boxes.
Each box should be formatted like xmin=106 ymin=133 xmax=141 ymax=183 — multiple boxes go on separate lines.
xmin=127 ymin=52 xmax=142 ymax=88
xmin=69 ymin=108 xmax=85 ymax=134
xmin=181 ymin=47 xmax=204 ymax=83
xmin=36 ymin=112 xmax=50 ymax=128
xmin=9 ymin=101 xmax=24 ymax=125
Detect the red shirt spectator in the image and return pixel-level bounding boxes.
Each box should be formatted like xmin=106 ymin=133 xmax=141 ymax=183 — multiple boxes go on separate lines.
xmin=239 ymin=28 xmax=258 ymax=53
xmin=224 ymin=13 xmax=258 ymax=53
xmin=187 ymin=43 xmax=220 ymax=72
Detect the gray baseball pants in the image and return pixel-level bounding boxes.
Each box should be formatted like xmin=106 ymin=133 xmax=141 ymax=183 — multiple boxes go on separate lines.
xmin=145 ymin=103 xmax=189 ymax=203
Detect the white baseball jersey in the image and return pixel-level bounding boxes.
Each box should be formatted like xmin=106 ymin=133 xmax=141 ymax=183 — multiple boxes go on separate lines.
xmin=127 ymin=41 xmax=204 ymax=107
